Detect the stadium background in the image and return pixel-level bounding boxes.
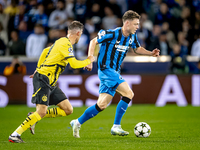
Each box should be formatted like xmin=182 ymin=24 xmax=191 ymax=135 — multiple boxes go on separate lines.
xmin=1 ymin=1 xmax=200 ymax=149
xmin=0 ymin=0 xmax=200 ymax=107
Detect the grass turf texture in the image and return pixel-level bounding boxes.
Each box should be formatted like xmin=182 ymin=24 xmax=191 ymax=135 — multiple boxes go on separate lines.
xmin=1 ymin=105 xmax=200 ymax=150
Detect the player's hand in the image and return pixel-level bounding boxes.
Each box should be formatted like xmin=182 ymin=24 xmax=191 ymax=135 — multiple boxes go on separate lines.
xmin=84 ymin=63 xmax=93 ymax=71
xmin=29 ymin=70 xmax=37 ymax=78
xmin=87 ymin=56 xmax=95 ymax=63
xmin=152 ymin=48 xmax=160 ymax=57
xmin=29 ymin=74 xmax=34 ymax=78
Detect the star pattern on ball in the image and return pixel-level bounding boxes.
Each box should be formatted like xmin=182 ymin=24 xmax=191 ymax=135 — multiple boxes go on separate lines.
xmin=134 ymin=126 xmax=138 ymax=130
xmin=148 ymin=129 xmax=151 ymax=133
xmin=141 ymin=123 xmax=146 ymax=128
xmin=139 ymin=130 xmax=145 ymax=136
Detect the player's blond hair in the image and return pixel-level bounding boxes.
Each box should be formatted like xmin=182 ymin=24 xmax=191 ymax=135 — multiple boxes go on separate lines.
xmin=68 ymin=21 xmax=84 ymax=31
xmin=122 ymin=10 xmax=140 ymax=23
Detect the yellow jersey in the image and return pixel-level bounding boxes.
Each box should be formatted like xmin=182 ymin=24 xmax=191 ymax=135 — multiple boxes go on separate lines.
xmin=36 ymin=37 xmax=91 ymax=86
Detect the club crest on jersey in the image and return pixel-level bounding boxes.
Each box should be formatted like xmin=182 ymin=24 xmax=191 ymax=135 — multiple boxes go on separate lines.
xmin=68 ymin=47 xmax=73 ymax=53
xmin=129 ymin=38 xmax=133 ymax=44
xmin=42 ymin=95 xmax=47 ymax=102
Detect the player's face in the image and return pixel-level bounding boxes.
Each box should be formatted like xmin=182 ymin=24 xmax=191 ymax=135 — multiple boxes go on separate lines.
xmin=75 ymin=30 xmax=83 ymax=44
xmin=128 ymin=19 xmax=139 ymax=34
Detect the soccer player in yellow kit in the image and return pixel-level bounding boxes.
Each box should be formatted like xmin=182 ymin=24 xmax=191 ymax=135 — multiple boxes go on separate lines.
xmin=8 ymin=21 xmax=94 ymax=143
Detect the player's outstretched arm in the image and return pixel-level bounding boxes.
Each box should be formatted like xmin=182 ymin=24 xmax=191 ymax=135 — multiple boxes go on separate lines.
xmin=68 ymin=56 xmax=94 ymax=69
xmin=84 ymin=37 xmax=98 ymax=71
xmin=132 ymin=47 xmax=160 ymax=57
xmin=88 ymin=37 xmax=98 ymax=57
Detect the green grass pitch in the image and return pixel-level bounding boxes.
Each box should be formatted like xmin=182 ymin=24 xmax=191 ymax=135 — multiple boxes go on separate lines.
xmin=1 ymin=104 xmax=200 ymax=150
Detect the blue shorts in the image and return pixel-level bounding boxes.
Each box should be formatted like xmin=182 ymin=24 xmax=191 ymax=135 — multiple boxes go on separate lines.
xmin=98 ymin=69 xmax=125 ymax=96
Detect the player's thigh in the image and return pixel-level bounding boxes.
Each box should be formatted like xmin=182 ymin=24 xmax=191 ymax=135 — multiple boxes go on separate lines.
xmin=116 ymin=82 xmax=134 ymax=99
xmin=32 ymin=72 xmax=51 ymax=106
xmin=57 ymin=99 xmax=73 ymax=115
xmin=97 ymin=93 xmax=113 ymax=110
xmin=49 ymin=86 xmax=67 ymax=105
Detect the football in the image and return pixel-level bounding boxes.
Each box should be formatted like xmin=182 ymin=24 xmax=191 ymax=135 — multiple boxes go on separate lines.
xmin=134 ymin=122 xmax=151 ymax=138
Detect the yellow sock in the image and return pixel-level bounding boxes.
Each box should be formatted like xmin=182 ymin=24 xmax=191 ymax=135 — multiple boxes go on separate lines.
xmin=44 ymin=107 xmax=66 ymax=118
xmin=15 ymin=112 xmax=41 ymax=135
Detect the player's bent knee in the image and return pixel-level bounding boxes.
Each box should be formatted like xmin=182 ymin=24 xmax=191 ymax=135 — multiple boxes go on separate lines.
xmin=65 ymin=106 xmax=73 ymax=115
xmin=37 ymin=111 xmax=47 ymax=118
xmin=97 ymin=103 xmax=107 ymax=110
xmin=126 ymin=90 xmax=134 ymax=99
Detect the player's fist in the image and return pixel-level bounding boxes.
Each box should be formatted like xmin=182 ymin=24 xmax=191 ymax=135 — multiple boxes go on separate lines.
xmin=152 ymin=48 xmax=160 ymax=57
xmin=87 ymin=56 xmax=95 ymax=63
xmin=84 ymin=63 xmax=93 ymax=71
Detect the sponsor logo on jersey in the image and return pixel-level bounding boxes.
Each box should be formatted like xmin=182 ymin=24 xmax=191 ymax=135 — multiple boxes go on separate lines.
xmin=68 ymin=53 xmax=74 ymax=56
xmin=115 ymin=45 xmax=129 ymax=52
xmin=116 ymin=40 xmax=120 ymax=44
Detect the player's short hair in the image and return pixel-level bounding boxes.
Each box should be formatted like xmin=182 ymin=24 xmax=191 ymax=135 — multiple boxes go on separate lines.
xmin=68 ymin=21 xmax=84 ymax=31
xmin=122 ymin=10 xmax=141 ymax=22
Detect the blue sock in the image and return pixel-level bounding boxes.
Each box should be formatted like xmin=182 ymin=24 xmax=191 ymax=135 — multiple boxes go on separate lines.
xmin=114 ymin=97 xmax=131 ymax=125
xmin=78 ymin=104 xmax=101 ymax=124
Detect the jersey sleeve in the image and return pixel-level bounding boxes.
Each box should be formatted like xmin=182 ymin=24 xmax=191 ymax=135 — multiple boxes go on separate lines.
xmin=59 ymin=41 xmax=75 ymax=59
xmin=67 ymin=57 xmax=91 ymax=69
xmin=131 ymin=34 xmax=141 ymax=49
xmin=37 ymin=46 xmax=50 ymax=68
xmin=97 ymin=29 xmax=114 ymax=43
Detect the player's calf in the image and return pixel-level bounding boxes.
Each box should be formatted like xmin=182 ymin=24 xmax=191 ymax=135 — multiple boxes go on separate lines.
xmin=27 ymin=112 xmax=37 ymax=135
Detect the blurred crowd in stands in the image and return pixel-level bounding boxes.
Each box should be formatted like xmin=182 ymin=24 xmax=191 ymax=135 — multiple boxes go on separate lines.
xmin=0 ymin=0 xmax=200 ymax=74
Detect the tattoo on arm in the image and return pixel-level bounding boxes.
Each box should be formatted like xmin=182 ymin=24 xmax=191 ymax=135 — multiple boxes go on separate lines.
xmin=133 ymin=48 xmax=141 ymax=55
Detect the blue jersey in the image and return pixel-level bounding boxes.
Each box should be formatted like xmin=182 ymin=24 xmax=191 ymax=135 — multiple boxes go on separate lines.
xmin=97 ymin=27 xmax=140 ymax=72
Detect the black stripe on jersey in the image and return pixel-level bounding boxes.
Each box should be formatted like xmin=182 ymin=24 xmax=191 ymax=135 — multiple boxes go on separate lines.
xmin=37 ymin=44 xmax=55 ymax=69
xmin=119 ymin=35 xmax=132 ymax=71
xmin=46 ymin=44 xmax=55 ymax=58
xmin=65 ymin=56 xmax=74 ymax=59
xmin=50 ymin=64 xmax=65 ymax=86
xmin=110 ymin=29 xmax=121 ymax=68
xmin=116 ymin=37 xmax=127 ymax=71
xmin=96 ymin=52 xmax=100 ymax=69
xmin=50 ymin=65 xmax=59 ymax=86
xmin=40 ymin=64 xmax=56 ymax=67
xmin=134 ymin=35 xmax=140 ymax=48
xmin=39 ymin=64 xmax=65 ymax=69
xmin=100 ymin=43 xmax=110 ymax=70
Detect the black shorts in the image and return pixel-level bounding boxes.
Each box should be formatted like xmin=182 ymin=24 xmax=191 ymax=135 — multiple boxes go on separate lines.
xmin=31 ymin=72 xmax=67 ymax=106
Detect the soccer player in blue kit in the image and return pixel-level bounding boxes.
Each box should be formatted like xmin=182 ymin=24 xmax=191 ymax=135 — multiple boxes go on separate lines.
xmin=70 ymin=10 xmax=160 ymax=138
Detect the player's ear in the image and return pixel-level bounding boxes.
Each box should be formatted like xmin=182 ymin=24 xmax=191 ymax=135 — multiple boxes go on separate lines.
xmin=126 ymin=20 xmax=130 ymax=26
xmin=77 ymin=30 xmax=82 ymax=36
